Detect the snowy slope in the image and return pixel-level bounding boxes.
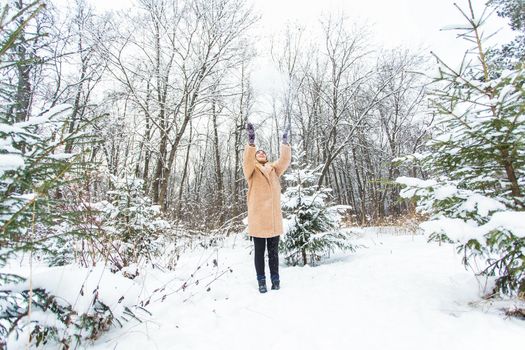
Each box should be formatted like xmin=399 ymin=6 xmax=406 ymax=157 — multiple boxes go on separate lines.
xmin=89 ymin=229 xmax=524 ymax=350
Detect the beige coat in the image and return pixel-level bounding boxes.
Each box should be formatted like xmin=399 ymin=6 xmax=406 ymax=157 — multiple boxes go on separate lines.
xmin=243 ymin=143 xmax=292 ymax=238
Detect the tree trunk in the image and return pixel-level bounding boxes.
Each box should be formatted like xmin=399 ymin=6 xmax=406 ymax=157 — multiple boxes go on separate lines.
xmin=212 ymin=98 xmax=225 ymax=224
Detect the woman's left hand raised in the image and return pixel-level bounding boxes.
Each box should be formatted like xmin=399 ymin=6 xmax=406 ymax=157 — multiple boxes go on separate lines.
xmin=282 ymin=126 xmax=290 ymax=144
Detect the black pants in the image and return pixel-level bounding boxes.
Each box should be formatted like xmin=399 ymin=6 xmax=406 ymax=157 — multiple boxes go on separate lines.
xmin=253 ymin=236 xmax=280 ymax=282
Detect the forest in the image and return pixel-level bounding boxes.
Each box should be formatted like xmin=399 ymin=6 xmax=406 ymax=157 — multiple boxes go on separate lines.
xmin=1 ymin=0 xmax=524 ymax=348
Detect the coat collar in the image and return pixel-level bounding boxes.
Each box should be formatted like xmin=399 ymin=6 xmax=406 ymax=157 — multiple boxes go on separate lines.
xmin=255 ymin=161 xmax=274 ymax=181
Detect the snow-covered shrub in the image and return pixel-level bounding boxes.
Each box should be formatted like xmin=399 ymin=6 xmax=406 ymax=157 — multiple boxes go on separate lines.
xmin=1 ymin=265 xmax=146 ymax=348
xmin=41 ymin=225 xmax=77 ymax=267
xmin=396 ymin=3 xmax=525 ymax=297
xmin=281 ymin=161 xmax=354 ymax=266
xmin=87 ymin=174 xmax=171 ymax=272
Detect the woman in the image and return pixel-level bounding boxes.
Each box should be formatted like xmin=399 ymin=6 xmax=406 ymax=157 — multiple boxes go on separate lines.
xmin=242 ymin=122 xmax=291 ymax=293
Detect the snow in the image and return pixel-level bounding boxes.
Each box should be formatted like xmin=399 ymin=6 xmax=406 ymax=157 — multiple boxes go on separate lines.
xmin=452 ymin=100 xmax=473 ymax=117
xmin=459 ymin=193 xmax=506 ymax=217
xmin=440 ymin=24 xmax=474 ymax=31
xmin=434 ymin=184 xmax=457 ymax=200
xmin=483 ymin=211 xmax=525 ymax=238
xmin=396 ymin=176 xmax=437 ymax=198
xmin=420 ymin=218 xmax=480 ymax=242
xmin=77 ymin=230 xmax=523 ymax=350
xmin=48 ymin=153 xmax=77 ymax=160
xmin=3 ymin=263 xmax=145 ymax=349
xmin=27 ymin=104 xmax=72 ymax=126
xmin=419 ymin=210 xmax=525 ymax=243
xmin=0 ymin=153 xmax=25 ymax=175
xmin=396 ymin=176 xmax=436 ymax=188
xmin=498 ymin=84 xmax=517 ymax=103
xmin=2 ymin=264 xmax=142 ymax=318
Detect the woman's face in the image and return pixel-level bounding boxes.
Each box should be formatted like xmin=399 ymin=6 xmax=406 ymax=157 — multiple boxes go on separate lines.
xmin=256 ymin=150 xmax=267 ymax=162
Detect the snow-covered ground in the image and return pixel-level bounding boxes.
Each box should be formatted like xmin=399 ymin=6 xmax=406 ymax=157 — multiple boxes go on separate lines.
xmin=83 ymin=228 xmax=525 ymax=350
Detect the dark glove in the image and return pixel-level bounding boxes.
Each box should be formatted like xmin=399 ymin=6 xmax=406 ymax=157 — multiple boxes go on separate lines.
xmin=282 ymin=126 xmax=290 ymax=144
xmin=246 ymin=122 xmax=255 ymax=144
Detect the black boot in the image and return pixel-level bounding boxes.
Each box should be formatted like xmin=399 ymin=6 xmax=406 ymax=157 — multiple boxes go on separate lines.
xmin=258 ymin=279 xmax=267 ymax=293
xmin=271 ymin=280 xmax=280 ymax=290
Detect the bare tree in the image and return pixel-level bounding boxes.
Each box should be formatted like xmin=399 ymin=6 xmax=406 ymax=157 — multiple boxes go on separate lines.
xmin=270 ymin=15 xmax=432 ymax=224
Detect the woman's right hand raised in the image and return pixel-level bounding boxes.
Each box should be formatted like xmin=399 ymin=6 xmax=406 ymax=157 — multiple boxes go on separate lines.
xmin=246 ymin=122 xmax=255 ymax=145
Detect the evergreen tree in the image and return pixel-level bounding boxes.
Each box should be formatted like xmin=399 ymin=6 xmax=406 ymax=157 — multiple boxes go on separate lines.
xmin=280 ymin=158 xmax=354 ymax=266
xmin=488 ymin=0 xmax=525 ymax=69
xmin=0 ymin=3 xmax=114 ymax=346
xmin=89 ymin=174 xmax=171 ymax=271
xmin=397 ymin=1 xmax=525 ymax=297
xmin=0 ymin=1 xmax=98 ymax=269
xmin=489 ymin=0 xmax=525 ymax=32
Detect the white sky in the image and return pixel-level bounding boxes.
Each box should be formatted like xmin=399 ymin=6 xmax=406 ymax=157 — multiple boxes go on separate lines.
xmin=249 ymin=0 xmax=512 ymax=92
xmin=84 ymin=0 xmax=512 ymax=58
xmin=72 ymin=0 xmax=513 ymax=117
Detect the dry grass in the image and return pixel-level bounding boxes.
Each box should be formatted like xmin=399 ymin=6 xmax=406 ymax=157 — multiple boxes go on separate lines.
xmin=504 ymin=307 xmax=525 ymax=320
xmin=341 ymin=211 xmax=428 ymax=231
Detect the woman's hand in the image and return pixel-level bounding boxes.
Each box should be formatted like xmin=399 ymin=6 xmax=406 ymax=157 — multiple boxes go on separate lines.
xmin=282 ymin=126 xmax=290 ymax=144
xmin=246 ymin=122 xmax=255 ymax=145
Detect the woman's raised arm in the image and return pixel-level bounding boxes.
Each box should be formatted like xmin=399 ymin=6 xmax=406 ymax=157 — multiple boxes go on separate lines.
xmin=273 ymin=127 xmax=292 ymax=176
xmin=243 ymin=122 xmax=257 ymax=179
xmin=243 ymin=143 xmax=257 ymax=179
